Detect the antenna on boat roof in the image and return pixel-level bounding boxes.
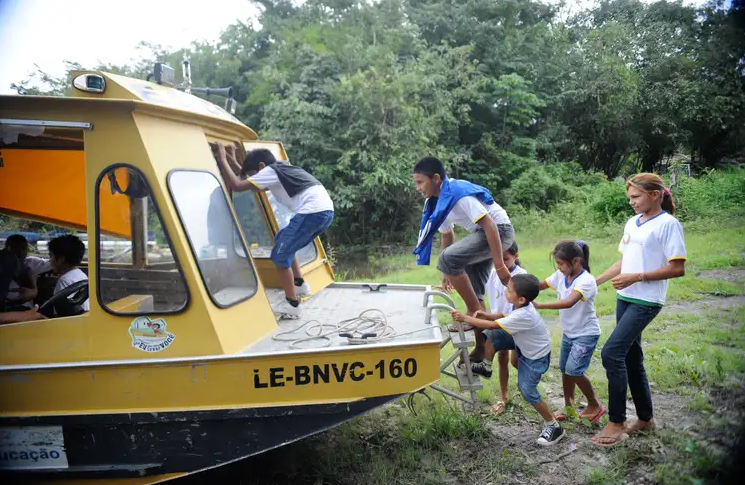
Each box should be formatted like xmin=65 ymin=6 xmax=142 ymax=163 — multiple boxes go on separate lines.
xmin=147 ymin=59 xmax=238 ymax=114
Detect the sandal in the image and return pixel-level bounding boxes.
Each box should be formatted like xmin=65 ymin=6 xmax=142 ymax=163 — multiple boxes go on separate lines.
xmin=592 ymin=432 xmax=629 ymax=448
xmin=491 ymin=401 xmax=507 ymax=415
xmin=448 ymin=323 xmax=475 ymax=332
xmin=580 ymin=406 xmax=607 ymax=425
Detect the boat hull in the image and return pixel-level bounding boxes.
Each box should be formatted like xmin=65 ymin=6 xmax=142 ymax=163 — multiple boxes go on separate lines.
xmin=1 ymin=394 xmax=404 ymax=483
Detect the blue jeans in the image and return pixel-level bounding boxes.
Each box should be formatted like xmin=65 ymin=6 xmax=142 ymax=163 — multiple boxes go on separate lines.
xmin=517 ymin=350 xmax=551 ymax=405
xmin=601 ymin=298 xmax=662 ymax=424
xmin=271 ymin=211 xmax=334 ymax=268
xmin=559 ymin=334 xmax=600 ymax=377
xmin=484 ymin=328 xmax=516 ymax=351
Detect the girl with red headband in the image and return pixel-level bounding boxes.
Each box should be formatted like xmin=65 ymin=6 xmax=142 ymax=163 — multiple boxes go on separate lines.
xmin=592 ymin=173 xmax=687 ymax=447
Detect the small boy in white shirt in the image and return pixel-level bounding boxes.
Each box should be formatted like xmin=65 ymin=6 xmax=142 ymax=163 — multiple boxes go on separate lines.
xmin=49 ymin=235 xmax=89 ymax=314
xmin=452 ymin=274 xmax=565 ymax=446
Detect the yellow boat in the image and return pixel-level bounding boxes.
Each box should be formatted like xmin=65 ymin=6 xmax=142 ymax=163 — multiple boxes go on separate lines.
xmin=0 ymin=68 xmax=458 ymax=483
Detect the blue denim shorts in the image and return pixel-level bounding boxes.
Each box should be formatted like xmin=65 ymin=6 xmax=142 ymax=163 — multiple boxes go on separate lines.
xmin=559 ymin=334 xmax=600 ymax=377
xmin=484 ymin=328 xmax=516 ymax=351
xmin=517 ymin=350 xmax=550 ymax=405
xmin=271 ymin=210 xmax=334 ymax=268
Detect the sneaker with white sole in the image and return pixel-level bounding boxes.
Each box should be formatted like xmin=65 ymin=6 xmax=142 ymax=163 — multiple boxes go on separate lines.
xmin=536 ymin=422 xmax=565 ymax=446
xmin=271 ymin=299 xmax=301 ymax=319
xmin=295 ymin=282 xmax=312 ymax=298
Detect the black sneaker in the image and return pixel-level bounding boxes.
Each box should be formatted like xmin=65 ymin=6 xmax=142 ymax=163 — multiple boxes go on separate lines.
xmin=471 ymin=361 xmax=493 ymax=378
xmin=536 ymin=422 xmax=565 ymax=446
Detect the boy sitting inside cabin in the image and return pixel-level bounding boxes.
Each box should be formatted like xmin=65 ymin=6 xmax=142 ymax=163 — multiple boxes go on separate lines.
xmin=0 ymin=234 xmax=88 ymax=323
xmin=215 ymin=144 xmax=334 ymax=319
xmin=451 ymin=274 xmax=565 ymax=446
xmin=412 ymin=156 xmax=514 ymax=361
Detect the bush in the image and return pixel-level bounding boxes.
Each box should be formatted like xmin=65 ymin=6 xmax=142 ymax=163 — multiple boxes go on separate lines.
xmin=676 ymin=169 xmax=745 ymax=221
xmin=508 ymin=162 xmax=607 ymax=211
xmin=590 ymin=181 xmax=633 ymax=224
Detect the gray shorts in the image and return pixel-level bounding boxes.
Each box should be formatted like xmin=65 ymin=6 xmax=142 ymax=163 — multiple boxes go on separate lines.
xmin=436 ymin=224 xmax=515 ymax=300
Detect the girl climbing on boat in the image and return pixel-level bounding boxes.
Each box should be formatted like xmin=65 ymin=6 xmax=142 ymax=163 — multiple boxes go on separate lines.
xmin=535 ymin=240 xmax=606 ymax=424
xmin=592 ymin=173 xmax=687 ymax=447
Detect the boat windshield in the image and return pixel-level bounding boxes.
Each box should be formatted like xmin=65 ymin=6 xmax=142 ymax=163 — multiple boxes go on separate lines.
xmin=168 ymin=170 xmax=258 ymax=308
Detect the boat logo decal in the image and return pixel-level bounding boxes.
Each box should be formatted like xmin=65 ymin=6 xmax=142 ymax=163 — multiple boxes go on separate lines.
xmin=128 ymin=317 xmax=175 ymax=353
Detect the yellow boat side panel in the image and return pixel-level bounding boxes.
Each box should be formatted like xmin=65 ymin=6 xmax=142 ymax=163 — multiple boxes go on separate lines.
xmin=133 ymin=113 xmax=279 ymax=355
xmin=0 ymin=344 xmax=440 ymax=417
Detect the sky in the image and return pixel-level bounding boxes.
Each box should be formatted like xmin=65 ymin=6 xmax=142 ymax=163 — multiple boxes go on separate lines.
xmin=0 ymin=0 xmax=258 ymax=94
xmin=0 ymin=0 xmax=712 ymax=96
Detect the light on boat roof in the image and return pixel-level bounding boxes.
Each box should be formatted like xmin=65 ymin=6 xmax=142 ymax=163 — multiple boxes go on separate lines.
xmin=72 ymin=74 xmax=106 ymax=94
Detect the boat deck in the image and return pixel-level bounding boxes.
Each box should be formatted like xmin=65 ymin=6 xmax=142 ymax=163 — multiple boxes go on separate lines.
xmin=243 ymin=283 xmax=444 ymax=354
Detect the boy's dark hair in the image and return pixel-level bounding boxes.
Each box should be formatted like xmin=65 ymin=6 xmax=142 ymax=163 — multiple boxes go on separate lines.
xmin=49 ymin=235 xmax=85 ymax=266
xmin=413 ymin=156 xmax=446 ymax=179
xmin=511 ymin=274 xmax=540 ymax=302
xmin=4 ymin=234 xmax=29 ymax=252
xmin=241 ymin=149 xmax=276 ymax=176
xmin=552 ymin=240 xmax=590 ymax=272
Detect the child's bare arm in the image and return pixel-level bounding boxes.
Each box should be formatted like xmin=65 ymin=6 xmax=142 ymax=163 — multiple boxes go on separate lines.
xmin=539 ymin=280 xmax=549 ymax=291
xmin=597 ymin=259 xmax=622 ymax=286
xmin=212 ymin=143 xmax=262 ymax=193
xmin=534 ymin=290 xmax=583 ymax=310
xmin=474 ymin=310 xmax=504 ymax=321
xmin=451 ymin=310 xmax=501 ymax=330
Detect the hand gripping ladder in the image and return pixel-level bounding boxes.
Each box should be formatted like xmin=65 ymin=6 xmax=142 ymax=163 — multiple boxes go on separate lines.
xmin=422 ymin=290 xmax=481 ymax=410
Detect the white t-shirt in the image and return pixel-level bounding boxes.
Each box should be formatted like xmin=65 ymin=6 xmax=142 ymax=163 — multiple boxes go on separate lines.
xmin=54 ymin=268 xmax=90 ymax=312
xmin=496 ymin=304 xmax=551 ymax=360
xmin=438 ymin=196 xmax=511 ymax=234
xmin=545 ymin=269 xmax=601 ymax=338
xmin=486 ymin=264 xmax=527 ymax=315
xmin=7 ymin=256 xmax=53 ymax=309
xmin=249 ymin=166 xmax=334 ymax=215
xmin=618 ymin=211 xmax=687 ymax=305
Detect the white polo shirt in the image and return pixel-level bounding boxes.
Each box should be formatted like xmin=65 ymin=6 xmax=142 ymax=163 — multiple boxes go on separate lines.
xmin=486 ymin=264 xmax=527 ymax=315
xmin=438 ymin=196 xmax=511 ymax=234
xmin=545 ymin=269 xmax=601 ymax=338
xmin=496 ymin=304 xmax=551 ymax=360
xmin=249 ymin=166 xmax=333 ymax=215
xmin=618 ymin=211 xmax=687 ymax=305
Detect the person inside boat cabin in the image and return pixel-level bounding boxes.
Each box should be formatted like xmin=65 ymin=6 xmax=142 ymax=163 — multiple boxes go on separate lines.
xmin=214 ymin=143 xmax=334 ymax=320
xmin=4 ymin=234 xmax=52 ymax=311
xmin=0 ymin=234 xmax=88 ymax=324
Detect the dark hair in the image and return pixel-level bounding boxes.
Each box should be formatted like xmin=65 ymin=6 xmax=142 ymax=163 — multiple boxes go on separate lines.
xmin=49 ymin=235 xmax=85 ymax=266
xmin=511 ymin=274 xmax=540 ymax=303
xmin=626 ymin=173 xmax=675 ymax=215
xmin=506 ymin=241 xmax=522 ymax=268
xmin=4 ymin=234 xmax=28 ymax=252
xmin=241 ymin=149 xmax=277 ymax=176
xmin=413 ymin=156 xmax=446 ymax=179
xmin=552 ymin=240 xmax=590 ymax=272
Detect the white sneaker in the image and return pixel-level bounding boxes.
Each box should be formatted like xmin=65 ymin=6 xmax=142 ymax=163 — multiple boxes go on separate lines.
xmin=271 ymin=300 xmax=301 ymax=319
xmin=295 ymin=282 xmax=312 ymax=298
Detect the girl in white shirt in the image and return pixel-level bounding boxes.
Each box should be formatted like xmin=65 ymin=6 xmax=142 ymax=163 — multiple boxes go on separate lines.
xmin=593 ymin=173 xmax=687 ymax=447
xmin=536 ymin=240 xmax=605 ymax=424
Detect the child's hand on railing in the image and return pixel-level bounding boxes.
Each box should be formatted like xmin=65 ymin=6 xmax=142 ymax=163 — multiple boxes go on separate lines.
xmin=451 ymin=310 xmax=465 ymax=322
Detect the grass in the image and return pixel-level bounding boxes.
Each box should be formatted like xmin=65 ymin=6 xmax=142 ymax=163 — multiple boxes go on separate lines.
xmin=218 ymin=214 xmax=745 ymax=485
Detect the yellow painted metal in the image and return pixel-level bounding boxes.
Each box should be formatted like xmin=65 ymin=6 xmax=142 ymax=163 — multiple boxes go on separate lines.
xmin=35 ymin=472 xmax=187 ymax=485
xmin=0 ymin=343 xmax=440 ymax=417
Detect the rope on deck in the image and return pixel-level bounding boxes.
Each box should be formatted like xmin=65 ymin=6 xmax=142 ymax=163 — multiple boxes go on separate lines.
xmin=271 ymin=309 xmax=435 ymax=349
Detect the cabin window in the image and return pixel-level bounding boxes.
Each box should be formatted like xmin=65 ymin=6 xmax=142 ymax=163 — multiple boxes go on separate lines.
xmin=96 ymin=166 xmax=189 ymax=315
xmin=168 ymin=170 xmax=258 ymax=307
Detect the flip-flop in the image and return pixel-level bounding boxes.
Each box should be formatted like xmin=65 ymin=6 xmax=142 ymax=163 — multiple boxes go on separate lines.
xmin=448 ymin=323 xmax=475 ymax=332
xmin=592 ymin=432 xmax=629 ymax=448
xmin=490 ymin=401 xmax=507 ymax=415
xmin=580 ymin=406 xmax=607 ymax=425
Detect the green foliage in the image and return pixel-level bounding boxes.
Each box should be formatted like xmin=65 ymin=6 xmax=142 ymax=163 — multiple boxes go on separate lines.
xmin=13 ymin=0 xmax=745 ymax=245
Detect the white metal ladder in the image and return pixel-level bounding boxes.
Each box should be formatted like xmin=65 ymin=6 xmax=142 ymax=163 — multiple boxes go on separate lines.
xmin=422 ymin=290 xmax=481 ymax=410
